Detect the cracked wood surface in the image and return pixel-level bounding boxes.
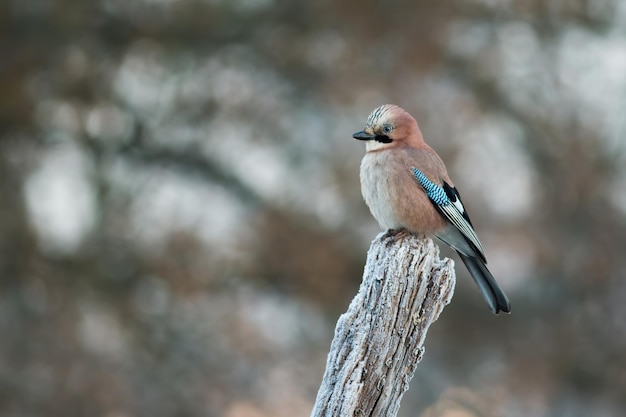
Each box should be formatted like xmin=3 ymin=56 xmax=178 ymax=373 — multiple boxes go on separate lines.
xmin=311 ymin=231 xmax=456 ymax=417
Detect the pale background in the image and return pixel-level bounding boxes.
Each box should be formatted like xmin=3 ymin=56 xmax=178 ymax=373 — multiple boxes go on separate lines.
xmin=1 ymin=1 xmax=626 ymax=416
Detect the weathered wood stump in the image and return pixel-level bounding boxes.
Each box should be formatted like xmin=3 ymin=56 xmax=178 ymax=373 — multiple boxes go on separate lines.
xmin=311 ymin=231 xmax=456 ymax=417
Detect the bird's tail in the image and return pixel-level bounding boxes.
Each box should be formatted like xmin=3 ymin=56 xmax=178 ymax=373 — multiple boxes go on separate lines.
xmin=457 ymin=252 xmax=511 ymax=314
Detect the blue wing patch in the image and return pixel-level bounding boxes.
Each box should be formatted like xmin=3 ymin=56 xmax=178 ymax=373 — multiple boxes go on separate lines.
xmin=411 ymin=167 xmax=450 ymax=206
xmin=411 ymin=167 xmax=486 ymax=259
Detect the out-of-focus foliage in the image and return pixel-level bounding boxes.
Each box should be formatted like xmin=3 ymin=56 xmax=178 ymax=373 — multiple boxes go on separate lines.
xmin=2 ymin=0 xmax=626 ymax=416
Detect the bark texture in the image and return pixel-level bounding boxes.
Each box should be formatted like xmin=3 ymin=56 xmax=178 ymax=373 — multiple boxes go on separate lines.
xmin=311 ymin=231 xmax=456 ymax=417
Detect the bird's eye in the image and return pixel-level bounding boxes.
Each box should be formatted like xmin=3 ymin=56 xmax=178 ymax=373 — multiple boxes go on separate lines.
xmin=382 ymin=125 xmax=393 ymax=134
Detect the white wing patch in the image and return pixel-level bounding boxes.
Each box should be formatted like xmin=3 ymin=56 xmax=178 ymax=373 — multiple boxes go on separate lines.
xmin=439 ymin=202 xmax=485 ymax=258
xmin=452 ymin=198 xmax=464 ymax=214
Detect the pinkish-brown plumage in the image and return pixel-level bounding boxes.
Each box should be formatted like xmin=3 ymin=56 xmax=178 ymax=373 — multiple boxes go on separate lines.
xmin=360 ymin=146 xmax=449 ymax=234
xmin=357 ymin=105 xmax=452 ymax=235
xmin=353 ymin=104 xmax=510 ymax=314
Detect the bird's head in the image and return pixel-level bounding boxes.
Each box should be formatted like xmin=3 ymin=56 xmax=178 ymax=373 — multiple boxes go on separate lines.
xmin=352 ymin=104 xmax=422 ymax=152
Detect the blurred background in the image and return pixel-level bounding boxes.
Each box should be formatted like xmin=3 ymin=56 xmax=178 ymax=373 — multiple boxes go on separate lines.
xmin=2 ymin=0 xmax=626 ymax=416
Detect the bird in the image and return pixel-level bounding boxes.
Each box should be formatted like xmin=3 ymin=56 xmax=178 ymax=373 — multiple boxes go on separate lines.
xmin=353 ymin=104 xmax=510 ymax=314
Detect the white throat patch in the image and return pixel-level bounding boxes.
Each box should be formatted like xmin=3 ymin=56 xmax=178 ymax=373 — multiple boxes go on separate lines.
xmin=365 ymin=140 xmax=391 ymax=152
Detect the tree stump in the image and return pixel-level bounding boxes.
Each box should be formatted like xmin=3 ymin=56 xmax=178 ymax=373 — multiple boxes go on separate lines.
xmin=311 ymin=231 xmax=456 ymax=417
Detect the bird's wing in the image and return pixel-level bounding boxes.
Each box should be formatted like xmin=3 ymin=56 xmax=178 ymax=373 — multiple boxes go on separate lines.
xmin=411 ymin=167 xmax=486 ymax=261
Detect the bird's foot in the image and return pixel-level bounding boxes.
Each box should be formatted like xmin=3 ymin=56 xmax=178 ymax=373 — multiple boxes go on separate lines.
xmin=382 ymin=228 xmax=410 ymax=240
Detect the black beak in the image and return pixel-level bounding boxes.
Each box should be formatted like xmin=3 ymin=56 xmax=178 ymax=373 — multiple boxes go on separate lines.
xmin=352 ymin=130 xmax=376 ymax=141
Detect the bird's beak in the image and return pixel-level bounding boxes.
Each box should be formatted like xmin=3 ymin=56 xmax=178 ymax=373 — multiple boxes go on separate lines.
xmin=352 ymin=130 xmax=376 ymax=141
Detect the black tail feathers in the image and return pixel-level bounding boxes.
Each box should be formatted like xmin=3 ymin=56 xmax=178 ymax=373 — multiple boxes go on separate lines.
xmin=457 ymin=252 xmax=511 ymax=314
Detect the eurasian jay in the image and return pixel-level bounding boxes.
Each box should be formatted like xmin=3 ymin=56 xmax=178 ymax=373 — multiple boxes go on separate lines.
xmin=353 ymin=104 xmax=511 ymax=314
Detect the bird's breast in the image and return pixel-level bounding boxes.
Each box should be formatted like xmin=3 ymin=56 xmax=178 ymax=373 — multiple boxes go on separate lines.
xmin=360 ymin=153 xmax=400 ymax=230
xmin=359 ymin=150 xmax=447 ymax=234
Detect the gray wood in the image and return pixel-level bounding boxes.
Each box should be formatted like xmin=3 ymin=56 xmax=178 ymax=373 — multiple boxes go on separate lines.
xmin=311 ymin=231 xmax=456 ymax=417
